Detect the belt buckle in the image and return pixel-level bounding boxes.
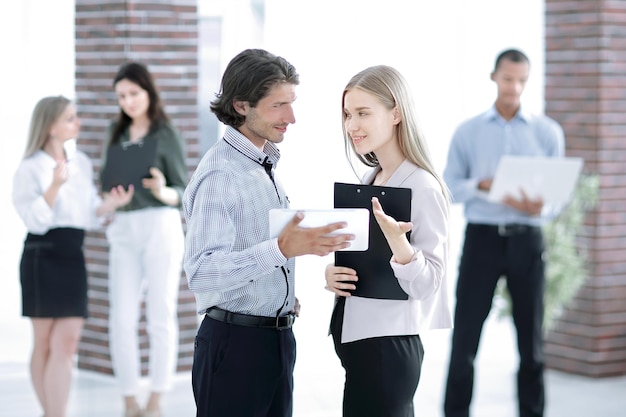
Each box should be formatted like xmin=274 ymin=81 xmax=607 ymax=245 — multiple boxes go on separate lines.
xmin=275 ymin=313 xmax=295 ymax=330
xmin=498 ymin=224 xmax=510 ymax=237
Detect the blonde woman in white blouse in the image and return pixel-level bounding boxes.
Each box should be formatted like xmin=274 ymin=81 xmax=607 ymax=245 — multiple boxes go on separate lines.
xmin=12 ymin=96 xmax=132 ymax=417
xmin=325 ymin=66 xmax=452 ymax=417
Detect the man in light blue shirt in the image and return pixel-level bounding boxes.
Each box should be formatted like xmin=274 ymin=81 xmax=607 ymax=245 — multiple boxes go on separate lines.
xmin=443 ymin=49 xmax=565 ymax=417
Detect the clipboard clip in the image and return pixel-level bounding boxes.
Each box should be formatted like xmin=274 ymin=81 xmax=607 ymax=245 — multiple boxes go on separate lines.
xmin=355 ymin=187 xmax=387 ymax=196
xmin=121 ymin=140 xmax=145 ymax=150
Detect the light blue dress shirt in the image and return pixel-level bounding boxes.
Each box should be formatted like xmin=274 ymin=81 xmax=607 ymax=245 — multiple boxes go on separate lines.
xmin=443 ymin=106 xmax=565 ymax=227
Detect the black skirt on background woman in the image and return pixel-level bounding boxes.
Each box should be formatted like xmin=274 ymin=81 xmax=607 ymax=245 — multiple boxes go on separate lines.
xmin=20 ymin=227 xmax=88 ymax=318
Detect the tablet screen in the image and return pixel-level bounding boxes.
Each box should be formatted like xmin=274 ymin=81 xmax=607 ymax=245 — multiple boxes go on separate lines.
xmin=269 ymin=208 xmax=370 ymax=251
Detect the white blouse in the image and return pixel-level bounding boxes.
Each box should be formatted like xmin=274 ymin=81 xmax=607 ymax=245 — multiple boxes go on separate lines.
xmin=12 ymin=149 xmax=103 ymax=235
xmin=340 ymin=160 xmax=453 ymax=343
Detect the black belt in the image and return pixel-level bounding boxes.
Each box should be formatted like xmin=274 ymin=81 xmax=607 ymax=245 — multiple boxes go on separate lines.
xmin=206 ymin=307 xmax=295 ymax=330
xmin=469 ymin=223 xmax=540 ymax=237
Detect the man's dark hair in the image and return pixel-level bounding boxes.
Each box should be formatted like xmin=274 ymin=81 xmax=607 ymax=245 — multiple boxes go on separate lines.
xmin=494 ymin=49 xmax=530 ymax=71
xmin=210 ymin=49 xmax=299 ymax=128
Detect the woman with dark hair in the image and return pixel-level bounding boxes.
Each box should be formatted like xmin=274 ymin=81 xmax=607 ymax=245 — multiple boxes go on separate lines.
xmin=101 ymin=62 xmax=187 ymax=417
xmin=13 ymin=96 xmax=132 ymax=417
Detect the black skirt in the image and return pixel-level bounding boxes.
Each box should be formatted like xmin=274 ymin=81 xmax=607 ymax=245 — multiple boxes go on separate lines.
xmin=20 ymin=227 xmax=88 ymax=318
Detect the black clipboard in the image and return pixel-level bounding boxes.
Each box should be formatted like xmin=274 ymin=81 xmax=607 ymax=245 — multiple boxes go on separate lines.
xmin=334 ymin=182 xmax=412 ymax=300
xmin=100 ymin=138 xmax=158 ymax=191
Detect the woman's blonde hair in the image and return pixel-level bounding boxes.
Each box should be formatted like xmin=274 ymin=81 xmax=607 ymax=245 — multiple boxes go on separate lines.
xmin=341 ymin=65 xmax=450 ymax=204
xmin=23 ymin=96 xmax=71 ymax=158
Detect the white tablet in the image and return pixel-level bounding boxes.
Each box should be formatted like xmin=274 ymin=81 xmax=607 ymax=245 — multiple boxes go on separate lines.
xmin=269 ymin=208 xmax=370 ymax=251
xmin=488 ymin=156 xmax=584 ymax=205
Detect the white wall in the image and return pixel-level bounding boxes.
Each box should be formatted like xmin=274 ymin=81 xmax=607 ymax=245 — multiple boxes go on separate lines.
xmin=260 ymin=0 xmax=545 ymax=208
xmin=0 ymin=0 xmax=75 ymax=362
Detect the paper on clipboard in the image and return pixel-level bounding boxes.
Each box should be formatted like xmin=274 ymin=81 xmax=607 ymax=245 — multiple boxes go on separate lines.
xmin=269 ymin=208 xmax=370 ymax=251
xmin=100 ymin=138 xmax=158 ymax=191
xmin=488 ymin=156 xmax=584 ymax=205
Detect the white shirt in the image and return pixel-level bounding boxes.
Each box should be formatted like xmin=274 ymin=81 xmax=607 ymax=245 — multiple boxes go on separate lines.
xmin=340 ymin=160 xmax=453 ymax=343
xmin=12 ymin=149 xmax=103 ymax=235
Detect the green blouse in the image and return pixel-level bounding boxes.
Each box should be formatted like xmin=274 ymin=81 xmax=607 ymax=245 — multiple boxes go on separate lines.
xmin=101 ymin=121 xmax=188 ymax=211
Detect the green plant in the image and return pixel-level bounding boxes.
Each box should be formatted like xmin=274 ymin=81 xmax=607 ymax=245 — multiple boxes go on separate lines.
xmin=494 ymin=174 xmax=599 ymax=330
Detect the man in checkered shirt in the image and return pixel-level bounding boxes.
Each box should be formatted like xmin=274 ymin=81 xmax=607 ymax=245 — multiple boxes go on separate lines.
xmin=182 ymin=49 xmax=354 ymax=417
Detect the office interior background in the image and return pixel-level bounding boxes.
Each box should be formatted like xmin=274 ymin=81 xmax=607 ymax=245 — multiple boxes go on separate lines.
xmin=6 ymin=1 xmax=603 ymax=416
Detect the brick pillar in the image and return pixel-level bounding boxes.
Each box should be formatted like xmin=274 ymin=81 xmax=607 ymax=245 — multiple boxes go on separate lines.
xmin=74 ymin=0 xmax=200 ymax=375
xmin=544 ymin=0 xmax=626 ymax=377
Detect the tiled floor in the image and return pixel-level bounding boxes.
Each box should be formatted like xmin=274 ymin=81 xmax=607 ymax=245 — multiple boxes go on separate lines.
xmin=2 ymin=294 xmax=626 ymax=417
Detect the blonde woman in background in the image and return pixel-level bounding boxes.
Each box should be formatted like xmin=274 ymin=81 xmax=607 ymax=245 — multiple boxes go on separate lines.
xmin=12 ymin=96 xmax=133 ymax=417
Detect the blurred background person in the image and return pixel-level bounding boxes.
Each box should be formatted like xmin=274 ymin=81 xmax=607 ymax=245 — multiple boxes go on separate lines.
xmin=101 ymin=62 xmax=188 ymax=417
xmin=12 ymin=95 xmax=133 ymax=417
xmin=443 ymin=49 xmax=565 ymax=417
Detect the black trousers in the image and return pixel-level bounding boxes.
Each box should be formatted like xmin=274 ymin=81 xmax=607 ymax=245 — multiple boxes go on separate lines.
xmin=331 ymin=297 xmax=424 ymax=417
xmin=192 ymin=314 xmax=296 ymax=417
xmin=444 ymin=224 xmax=546 ymax=417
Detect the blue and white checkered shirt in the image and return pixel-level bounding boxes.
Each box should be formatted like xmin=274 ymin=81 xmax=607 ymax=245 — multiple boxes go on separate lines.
xmin=183 ymin=126 xmax=295 ymax=317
